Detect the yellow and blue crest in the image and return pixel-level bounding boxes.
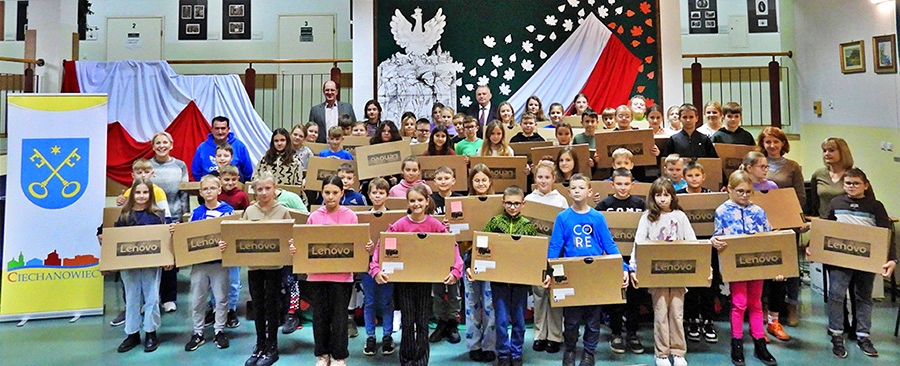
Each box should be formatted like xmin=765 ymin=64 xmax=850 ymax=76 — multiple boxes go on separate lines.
xmin=21 ymin=138 xmax=89 ymax=209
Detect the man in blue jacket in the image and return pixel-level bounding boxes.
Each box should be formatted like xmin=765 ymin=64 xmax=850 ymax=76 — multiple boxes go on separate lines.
xmin=191 ymin=116 xmax=254 ymax=182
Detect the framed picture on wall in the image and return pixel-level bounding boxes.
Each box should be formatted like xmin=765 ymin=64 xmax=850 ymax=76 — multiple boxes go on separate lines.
xmin=840 ymin=40 xmax=865 ymax=74
xmin=873 ymin=34 xmax=897 ymax=74
xmin=181 ymin=5 xmax=192 ymax=19
xmin=185 ymin=23 xmax=200 ymax=35
xmin=193 ymin=5 xmax=205 ymax=19
xmin=229 ymin=4 xmax=244 ymax=17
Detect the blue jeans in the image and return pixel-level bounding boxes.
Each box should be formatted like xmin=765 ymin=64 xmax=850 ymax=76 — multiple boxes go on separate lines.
xmin=826 ymin=266 xmax=875 ymax=338
xmin=492 ymin=284 xmax=528 ymax=360
xmin=121 ymin=268 xmax=161 ymax=335
xmin=361 ymin=272 xmax=394 ymax=337
xmin=563 ymin=305 xmax=602 ymax=355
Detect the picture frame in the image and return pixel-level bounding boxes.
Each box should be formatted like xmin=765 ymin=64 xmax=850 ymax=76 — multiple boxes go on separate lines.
xmin=229 ymin=22 xmax=244 ymax=35
xmin=193 ymin=4 xmax=205 ymax=20
xmin=840 ymin=40 xmax=865 ymax=74
xmin=185 ymin=23 xmax=201 ymax=35
xmin=181 ymin=5 xmax=192 ymax=19
xmin=229 ymin=4 xmax=245 ymax=17
xmin=873 ymin=34 xmax=897 ymax=74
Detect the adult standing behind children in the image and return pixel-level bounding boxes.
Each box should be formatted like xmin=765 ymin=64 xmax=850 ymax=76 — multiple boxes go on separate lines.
xmin=466 ymin=85 xmax=499 ymax=137
xmin=191 ymin=116 xmax=254 ymax=181
xmin=148 ymin=133 xmax=189 ymax=313
xmin=309 ymin=80 xmax=356 ymax=143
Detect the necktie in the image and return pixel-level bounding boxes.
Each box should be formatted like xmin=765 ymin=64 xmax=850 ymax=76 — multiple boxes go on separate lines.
xmin=479 ymin=107 xmax=486 ymax=125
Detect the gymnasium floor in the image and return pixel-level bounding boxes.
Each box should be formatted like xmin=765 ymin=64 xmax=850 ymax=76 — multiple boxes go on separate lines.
xmin=1 ymin=275 xmax=898 ymax=365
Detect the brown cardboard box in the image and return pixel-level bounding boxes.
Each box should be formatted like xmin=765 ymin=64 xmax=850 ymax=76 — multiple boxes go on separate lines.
xmin=445 ymin=195 xmax=505 ymax=241
xmin=378 ymin=232 xmax=458 ymax=283
xmin=342 ymin=136 xmax=371 ymax=158
xmin=510 ymin=141 xmax=554 ymax=162
xmin=305 ymin=157 xmax=360 ymax=192
xmin=713 ymin=143 xmax=756 ymax=178
xmin=601 ymin=211 xmax=644 ymax=254
xmin=287 ymin=209 xmax=310 ymax=224
xmin=103 ymin=207 xmax=122 ymax=228
xmin=808 ymin=218 xmax=891 ymax=273
xmin=306 ymin=142 xmax=329 ymax=155
xmin=535 ymin=127 xmax=558 ymax=142
xmin=356 ymin=210 xmax=408 ymax=242
xmin=172 ymin=214 xmax=240 ymax=267
xmin=419 ymin=155 xmax=468 ymax=192
xmin=548 ymin=255 xmax=627 ymax=307
xmin=220 ymin=219 xmax=294 ymax=267
xmin=355 ymin=140 xmax=412 ymax=180
xmin=520 ymin=200 xmax=565 ymax=236
xmin=595 ymin=129 xmax=656 ymax=167
xmin=179 ymin=181 xmax=201 ymax=195
xmin=634 ymin=241 xmax=713 ymax=288
xmin=562 ymin=115 xmax=584 ymax=127
xmin=470 ymin=231 xmax=549 ymax=286
xmin=292 ymin=224 xmax=371 ymax=273
xmin=468 ymin=156 xmax=528 ymax=191
xmin=502 ymin=123 xmax=524 ymax=143
xmin=409 ymin=142 xmax=428 ymax=156
xmin=654 ymin=137 xmax=668 ymax=153
xmin=751 ymin=188 xmax=805 ymax=229
xmin=530 ymin=144 xmax=591 ymax=175
xmin=678 ymin=192 xmax=728 ymax=236
xmin=384 ymin=197 xmax=409 ymax=210
xmin=718 ymin=230 xmax=800 ymax=282
xmin=99 ymin=224 xmax=174 ymax=271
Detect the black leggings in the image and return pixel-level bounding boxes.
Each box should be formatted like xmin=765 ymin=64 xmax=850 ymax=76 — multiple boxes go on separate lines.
xmin=308 ymin=281 xmax=353 ymax=359
xmin=685 ymin=247 xmax=722 ymax=321
xmin=396 ymin=283 xmax=432 ymax=366
xmin=248 ymin=269 xmax=283 ymax=348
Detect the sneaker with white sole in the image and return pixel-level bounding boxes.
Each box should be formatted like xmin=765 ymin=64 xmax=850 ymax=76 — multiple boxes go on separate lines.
xmin=315 ymin=355 xmax=330 ymax=366
xmin=110 ymin=311 xmax=126 ymax=327
xmin=673 ymin=355 xmax=688 ymax=366
xmin=184 ymin=333 xmax=205 ymax=351
xmin=655 ymin=355 xmax=671 ymax=366
xmin=163 ymin=301 xmax=177 ymax=313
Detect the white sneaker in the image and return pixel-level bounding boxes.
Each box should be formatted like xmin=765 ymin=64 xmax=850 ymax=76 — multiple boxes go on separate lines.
xmin=331 ymin=358 xmax=347 ymax=366
xmin=163 ymin=301 xmax=177 ymax=313
xmin=673 ymin=355 xmax=688 ymax=366
xmin=315 ymin=354 xmax=330 ymax=366
xmin=655 ymin=355 xmax=671 ymax=366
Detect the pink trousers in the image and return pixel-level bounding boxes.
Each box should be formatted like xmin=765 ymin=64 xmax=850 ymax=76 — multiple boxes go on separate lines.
xmin=730 ymin=280 xmax=764 ymax=339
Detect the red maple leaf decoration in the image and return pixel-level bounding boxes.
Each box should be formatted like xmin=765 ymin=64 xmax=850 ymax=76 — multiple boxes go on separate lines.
xmin=640 ymin=2 xmax=652 ymax=15
xmin=646 ymin=98 xmax=655 ymax=107
xmin=645 ymin=56 xmax=653 ymax=63
xmin=631 ymin=40 xmax=641 ymax=47
xmin=646 ymin=36 xmax=656 ymax=44
xmin=645 ymin=19 xmax=653 ymax=27
xmin=637 ymin=86 xmax=646 ymax=93
xmin=608 ymin=22 xmax=617 ymax=29
xmin=626 ymin=10 xmax=635 ymax=17
xmin=617 ymin=26 xmax=624 ymax=35
xmin=630 ymin=26 xmax=643 ymax=37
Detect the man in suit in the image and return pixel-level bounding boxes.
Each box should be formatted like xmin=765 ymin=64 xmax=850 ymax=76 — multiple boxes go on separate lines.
xmin=465 ymin=85 xmax=498 ymax=138
xmin=309 ymin=80 xmax=356 ymax=143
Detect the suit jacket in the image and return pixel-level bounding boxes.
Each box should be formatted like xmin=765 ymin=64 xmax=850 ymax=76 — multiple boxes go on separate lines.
xmin=309 ymin=101 xmax=357 ymax=142
xmin=465 ymin=102 xmax=498 ymax=138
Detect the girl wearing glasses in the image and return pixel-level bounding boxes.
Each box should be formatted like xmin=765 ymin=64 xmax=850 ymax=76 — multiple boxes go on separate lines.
xmin=741 ymin=152 xmax=778 ymax=192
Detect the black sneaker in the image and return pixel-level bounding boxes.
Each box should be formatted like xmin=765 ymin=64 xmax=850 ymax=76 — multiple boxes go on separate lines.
xmin=110 ymin=311 xmax=126 ymax=327
xmin=546 ymin=341 xmax=561 ymax=353
xmin=626 ymin=334 xmax=644 ymax=354
xmin=609 ymin=334 xmax=626 ymax=354
xmin=563 ymin=350 xmax=576 ymax=366
xmin=857 ymin=337 xmax=878 ymax=357
xmin=469 ymin=349 xmax=485 ymax=362
xmin=703 ymin=320 xmax=718 ymax=343
xmin=204 ymin=309 xmax=215 ymax=327
xmin=532 ymin=339 xmax=547 ymax=351
xmin=256 ymin=346 xmax=279 ymax=366
xmin=185 ymin=333 xmax=205 ymax=351
xmin=580 ymin=352 xmax=596 ymax=366
xmin=117 ymin=333 xmax=141 ymax=353
xmin=214 ymin=331 xmax=229 ymax=349
xmin=245 ymin=346 xmax=263 ymax=366
xmin=830 ymin=335 xmax=847 ymax=359
xmin=686 ymin=320 xmax=701 ymax=342
xmin=363 ymin=336 xmax=377 ymax=356
xmin=482 ymin=350 xmax=495 ymax=363
xmin=282 ymin=313 xmax=300 ymax=334
xmin=226 ymin=310 xmax=240 ymax=328
xmin=382 ymin=335 xmax=396 ymax=355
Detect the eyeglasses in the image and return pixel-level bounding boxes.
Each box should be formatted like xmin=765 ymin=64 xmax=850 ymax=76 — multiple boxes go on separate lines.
xmin=465 ymin=125 xmax=479 ymax=130
xmin=732 ymin=189 xmax=753 ymax=196
xmin=503 ymin=201 xmax=523 ymax=208
xmin=417 ymin=129 xmax=431 ymax=133
xmin=843 ymin=181 xmax=863 ymax=187
xmin=753 ymin=164 xmax=769 ymax=169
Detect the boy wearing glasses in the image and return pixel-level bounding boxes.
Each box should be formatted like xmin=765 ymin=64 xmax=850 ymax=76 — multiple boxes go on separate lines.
xmin=455 ymin=116 xmax=484 ymax=156
xmin=412 ymin=118 xmax=432 ymax=144
xmin=465 ymin=185 xmax=537 ymax=365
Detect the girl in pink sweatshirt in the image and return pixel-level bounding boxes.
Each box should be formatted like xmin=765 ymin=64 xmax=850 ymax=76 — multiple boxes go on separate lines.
xmin=389 ymin=156 xmax=432 ymax=197
xmin=370 ymin=183 xmax=463 ymax=365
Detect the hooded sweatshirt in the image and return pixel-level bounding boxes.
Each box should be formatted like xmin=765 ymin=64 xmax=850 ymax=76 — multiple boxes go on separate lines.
xmin=389 ymin=179 xmax=432 ymax=198
xmin=191 ymin=132 xmax=254 ymax=182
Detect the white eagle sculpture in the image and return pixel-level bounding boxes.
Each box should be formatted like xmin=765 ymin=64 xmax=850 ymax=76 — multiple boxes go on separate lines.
xmin=390 ymin=7 xmax=446 ymax=56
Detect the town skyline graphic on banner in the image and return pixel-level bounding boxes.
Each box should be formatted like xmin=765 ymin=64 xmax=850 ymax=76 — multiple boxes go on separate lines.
xmin=6 ymin=250 xmax=99 ymax=271
xmin=20 ymin=138 xmax=89 ymax=209
xmin=377 ymin=0 xmax=661 ymax=120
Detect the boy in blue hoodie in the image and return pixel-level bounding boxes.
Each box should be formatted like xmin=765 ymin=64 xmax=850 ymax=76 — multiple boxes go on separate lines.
xmin=544 ymin=173 xmax=627 ymax=366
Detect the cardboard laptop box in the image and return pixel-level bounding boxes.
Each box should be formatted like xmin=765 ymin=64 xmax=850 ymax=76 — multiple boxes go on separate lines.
xmin=470 ymin=231 xmax=549 ymax=286
xmin=634 ymin=240 xmax=713 ymax=288
xmin=172 ymin=214 xmax=239 ymax=267
xmin=808 ymin=218 xmax=891 ymax=273
xmin=384 ymin=197 xmax=409 ymax=211
xmin=356 ymin=210 xmax=408 ymax=242
xmin=535 ymin=127 xmax=558 ymax=142
xmin=355 ymin=140 xmax=412 ymax=180
xmin=409 ymin=142 xmax=428 ymax=156
xmin=342 ymin=136 xmax=371 ymax=158
xmin=444 ymin=195 xmax=505 ymax=241
xmin=292 ymin=224 xmax=371 ymax=274
xmin=561 ymin=115 xmax=584 ymax=127
xmin=100 ymin=224 xmax=174 ymax=271
xmin=220 ymin=219 xmax=294 ymax=267
xmin=103 ymin=207 xmax=122 ymax=228
xmin=751 ymin=188 xmax=805 ymax=229
xmin=305 ymin=142 xmax=329 ymax=155
xmin=601 ymin=211 xmax=645 ymax=254
xmin=713 ymin=143 xmax=757 ymax=178
xmin=530 ymin=144 xmax=592 ymax=176
xmin=595 ymin=129 xmax=656 ymax=167
xmin=678 ymin=192 xmax=728 ymax=236
xmin=306 ymin=157 xmax=360 ymax=192
xmin=419 ymin=155 xmax=468 ymax=192
xmin=519 ymin=200 xmax=565 ymax=237
xmin=287 ymin=209 xmax=310 ymax=224
xmin=718 ymin=230 xmax=800 ymax=282
xmin=510 ymin=141 xmax=554 ymax=162
xmin=378 ymin=232 xmax=458 ymax=283
xmin=468 ymin=156 xmax=528 ymax=192
xmin=548 ymin=255 xmax=627 ymax=307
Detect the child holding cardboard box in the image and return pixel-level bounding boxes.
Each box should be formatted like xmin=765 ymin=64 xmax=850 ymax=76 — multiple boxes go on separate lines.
xmin=336 ymin=163 xmax=367 ymax=206
xmin=509 ymin=113 xmax=545 ymax=143
xmin=595 ymin=168 xmax=647 ymax=213
xmin=184 ymin=175 xmax=234 ymax=352
xmin=390 ymin=156 xmax=432 ymax=197
xmin=543 ymin=173 xmax=628 ymax=366
xmin=370 ymin=184 xmax=464 ymax=365
xmin=319 ymin=126 xmax=354 ymax=160
xmin=428 ymin=167 xmax=464 ymax=344
xmin=360 ymin=178 xmax=396 ymax=355
xmin=710 ymin=170 xmax=777 ymax=366
xmin=463 ymin=164 xmax=498 ymax=362
xmin=469 ymin=186 xmax=538 ymax=365
xmin=629 ymin=178 xmax=698 ymax=366
xmin=811 ymin=168 xmax=897 ymax=359
xmin=572 ymin=109 xmax=599 ymax=148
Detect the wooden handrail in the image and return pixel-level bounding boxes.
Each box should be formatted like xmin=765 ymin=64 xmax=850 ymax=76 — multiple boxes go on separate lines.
xmin=167 ymin=58 xmax=352 ymax=65
xmin=0 ymin=55 xmax=44 ymax=66
xmin=682 ymin=51 xmax=792 ymax=59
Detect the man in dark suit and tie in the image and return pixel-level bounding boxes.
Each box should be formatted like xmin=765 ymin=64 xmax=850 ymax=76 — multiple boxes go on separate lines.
xmin=309 ymin=80 xmax=357 ymax=143
xmin=465 ymin=85 xmax=498 ymax=138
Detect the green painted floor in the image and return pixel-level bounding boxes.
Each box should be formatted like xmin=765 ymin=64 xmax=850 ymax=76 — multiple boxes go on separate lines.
xmin=1 ymin=275 xmax=899 ymax=365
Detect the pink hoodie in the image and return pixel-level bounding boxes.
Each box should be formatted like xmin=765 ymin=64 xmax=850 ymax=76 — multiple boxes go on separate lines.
xmin=389 ymin=179 xmax=432 ymax=197
xmin=368 ymin=215 xmax=463 ymax=280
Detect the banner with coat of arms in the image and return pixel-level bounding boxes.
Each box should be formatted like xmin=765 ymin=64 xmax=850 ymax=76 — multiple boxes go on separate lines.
xmin=1 ymin=94 xmax=107 ymax=321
